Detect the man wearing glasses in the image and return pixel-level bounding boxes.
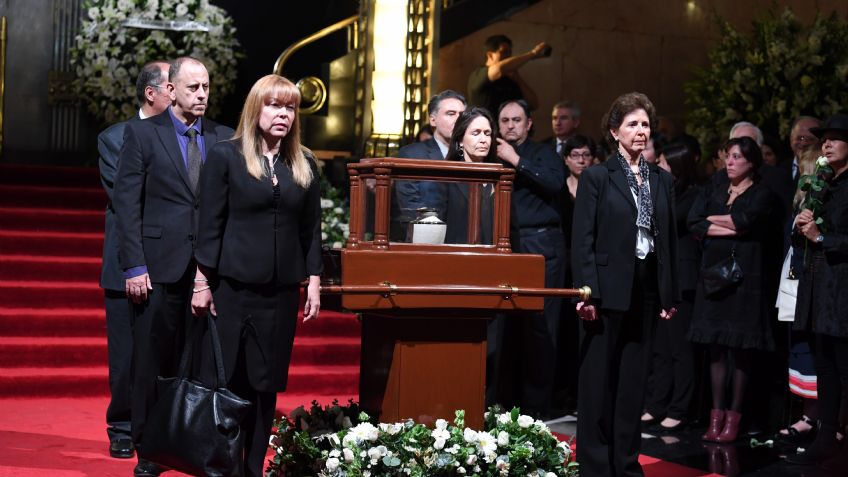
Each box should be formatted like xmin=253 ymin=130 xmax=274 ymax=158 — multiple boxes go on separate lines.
xmin=97 ymin=60 xmax=171 ymax=460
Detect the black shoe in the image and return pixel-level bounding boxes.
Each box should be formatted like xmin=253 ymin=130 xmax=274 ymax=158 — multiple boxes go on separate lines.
xmin=785 ymin=435 xmax=841 ymax=465
xmin=133 ymin=459 xmax=163 ymax=477
xmin=109 ymin=438 xmax=135 ymax=459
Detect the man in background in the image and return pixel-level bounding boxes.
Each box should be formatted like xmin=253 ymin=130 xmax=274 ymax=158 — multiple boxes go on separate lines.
xmin=489 ymin=99 xmax=566 ymax=419
xmin=547 ymin=100 xmax=581 ymax=155
xmin=393 ymin=90 xmax=466 ymax=239
xmin=97 ymin=60 xmax=171 ymax=460
xmin=467 ymin=34 xmax=548 ymax=115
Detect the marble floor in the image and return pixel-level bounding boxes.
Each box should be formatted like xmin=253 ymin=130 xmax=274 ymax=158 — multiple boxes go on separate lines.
xmin=547 ymin=416 xmax=845 ymax=477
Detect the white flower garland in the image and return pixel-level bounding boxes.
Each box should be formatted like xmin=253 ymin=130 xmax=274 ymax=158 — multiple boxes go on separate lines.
xmin=71 ymin=0 xmax=241 ymax=123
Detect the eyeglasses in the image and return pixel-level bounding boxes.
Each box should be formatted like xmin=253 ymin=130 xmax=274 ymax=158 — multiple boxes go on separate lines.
xmin=568 ymin=152 xmax=593 ymax=160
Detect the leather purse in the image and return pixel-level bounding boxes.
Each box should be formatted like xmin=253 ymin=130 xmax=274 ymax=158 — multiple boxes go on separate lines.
xmin=139 ymin=314 xmax=252 ymax=477
xmin=701 ymin=247 xmax=744 ymax=296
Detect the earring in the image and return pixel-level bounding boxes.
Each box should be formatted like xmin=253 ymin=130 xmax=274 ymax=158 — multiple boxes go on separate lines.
xmin=457 ymin=144 xmax=464 ymax=159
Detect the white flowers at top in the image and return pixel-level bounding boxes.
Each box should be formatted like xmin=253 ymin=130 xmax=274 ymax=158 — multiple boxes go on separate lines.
xmin=321 ymin=199 xmax=334 ymax=209
xmin=463 ymin=427 xmax=478 ymax=443
xmin=325 ymin=457 xmax=340 ymax=472
xmin=431 ymin=420 xmax=450 ymax=450
xmin=517 ymin=414 xmax=535 ymax=428
xmin=342 ymin=422 xmax=380 ymax=447
xmin=496 ymin=413 xmax=512 ymax=425
xmin=496 ymin=430 xmax=509 ymax=446
xmin=817 ymin=156 xmax=829 ymax=167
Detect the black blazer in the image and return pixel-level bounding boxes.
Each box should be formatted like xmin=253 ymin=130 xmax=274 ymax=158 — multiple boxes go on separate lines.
xmin=444 ymin=182 xmax=494 ymax=245
xmin=194 ymin=140 xmax=323 ymax=284
xmin=571 ymin=158 xmax=679 ymax=311
xmin=395 ymin=137 xmax=448 ymax=215
xmin=98 ymin=117 xmax=137 ymax=291
xmin=113 ymin=110 xmax=234 ymax=283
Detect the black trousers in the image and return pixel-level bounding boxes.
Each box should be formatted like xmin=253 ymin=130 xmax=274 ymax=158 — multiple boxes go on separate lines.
xmin=487 ymin=227 xmax=565 ymax=415
xmin=577 ymin=254 xmax=658 ymax=477
xmin=130 ymin=267 xmax=193 ymax=448
xmin=228 ymin=344 xmax=277 ymax=477
xmin=811 ymin=334 xmax=848 ymax=430
xmin=645 ymin=291 xmax=695 ymax=420
xmin=105 ymin=288 xmax=133 ymax=442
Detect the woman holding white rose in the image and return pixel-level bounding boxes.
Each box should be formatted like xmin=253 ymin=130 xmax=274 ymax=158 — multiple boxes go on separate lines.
xmin=787 ymin=114 xmax=848 ymax=468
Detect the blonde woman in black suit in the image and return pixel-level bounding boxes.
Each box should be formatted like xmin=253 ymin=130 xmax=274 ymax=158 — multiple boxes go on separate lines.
xmin=192 ymin=74 xmax=322 ymax=477
xmin=571 ymin=92 xmax=679 ymax=477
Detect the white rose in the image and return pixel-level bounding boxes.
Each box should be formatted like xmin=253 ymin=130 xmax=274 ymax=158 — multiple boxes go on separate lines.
xmin=517 ymin=415 xmax=534 ymax=428
xmin=435 ymin=419 xmax=448 ymax=430
xmin=176 ymin=3 xmax=189 ymax=16
xmin=546 ymin=473 xmax=557 ymax=477
xmin=367 ymin=447 xmax=381 ymax=464
xmin=463 ymin=428 xmax=478 ymax=443
xmin=497 ymin=430 xmax=509 ymax=446
xmin=465 ymin=454 xmax=477 ymax=466
xmin=334 ymin=206 xmax=344 ymax=214
xmin=88 ymin=7 xmax=100 ymax=20
xmin=433 ymin=438 xmax=446 ymax=450
xmin=326 ymin=457 xmax=340 ymax=472
xmin=333 ymin=241 xmax=342 ymax=249
xmin=817 ymin=156 xmax=829 ymax=167
xmin=321 ymin=199 xmax=333 ymax=209
xmin=329 ymin=449 xmax=341 ymax=458
xmin=497 ymin=413 xmax=511 ymax=425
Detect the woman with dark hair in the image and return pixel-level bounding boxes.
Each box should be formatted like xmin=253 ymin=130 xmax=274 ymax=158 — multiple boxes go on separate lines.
xmin=688 ymin=136 xmax=779 ymax=443
xmin=192 ymin=74 xmax=322 ymax=476
xmin=443 ymin=107 xmax=497 ymax=244
xmin=642 ymin=141 xmax=701 ymax=431
xmin=787 ymin=114 xmax=848 ymax=467
xmin=572 ymin=92 xmax=679 ymax=476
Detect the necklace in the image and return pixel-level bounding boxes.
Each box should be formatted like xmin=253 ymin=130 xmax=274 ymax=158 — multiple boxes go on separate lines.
xmin=266 ymin=154 xmax=279 ymax=186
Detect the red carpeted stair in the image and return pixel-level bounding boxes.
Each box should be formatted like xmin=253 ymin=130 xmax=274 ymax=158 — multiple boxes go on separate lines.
xmin=0 ymin=163 xmax=361 ymax=402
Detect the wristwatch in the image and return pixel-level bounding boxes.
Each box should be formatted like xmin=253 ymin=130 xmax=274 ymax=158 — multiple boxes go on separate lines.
xmin=816 ymin=234 xmax=824 ymax=243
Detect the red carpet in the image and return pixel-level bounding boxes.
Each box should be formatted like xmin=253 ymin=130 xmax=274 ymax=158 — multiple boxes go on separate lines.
xmin=0 ymin=164 xmax=710 ymax=476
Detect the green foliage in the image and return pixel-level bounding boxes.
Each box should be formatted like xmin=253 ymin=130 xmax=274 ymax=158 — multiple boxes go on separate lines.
xmin=319 ymin=170 xmax=350 ymax=249
xmin=266 ymin=403 xmax=578 ymax=477
xmin=684 ymin=8 xmax=848 ymax=148
xmin=71 ymin=0 xmax=242 ymax=124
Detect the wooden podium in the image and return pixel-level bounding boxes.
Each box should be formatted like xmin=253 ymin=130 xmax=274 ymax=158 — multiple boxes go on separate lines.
xmin=328 ymin=158 xmax=588 ymax=429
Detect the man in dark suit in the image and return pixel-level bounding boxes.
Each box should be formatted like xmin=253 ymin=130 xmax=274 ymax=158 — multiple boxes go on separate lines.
xmin=393 ymin=90 xmax=466 ymax=239
xmin=490 ymin=99 xmax=566 ymax=418
xmin=98 ymin=60 xmax=171 ymax=460
xmin=544 ymin=100 xmax=581 ymax=155
xmin=113 ymin=56 xmax=234 ymax=477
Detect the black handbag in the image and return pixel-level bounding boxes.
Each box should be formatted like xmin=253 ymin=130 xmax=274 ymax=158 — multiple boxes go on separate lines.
xmin=139 ymin=314 xmax=252 ymax=477
xmin=702 ymin=247 xmax=744 ymax=296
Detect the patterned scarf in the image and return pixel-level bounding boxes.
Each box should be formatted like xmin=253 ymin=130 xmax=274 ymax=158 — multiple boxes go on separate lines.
xmin=617 ymin=151 xmax=655 ymax=235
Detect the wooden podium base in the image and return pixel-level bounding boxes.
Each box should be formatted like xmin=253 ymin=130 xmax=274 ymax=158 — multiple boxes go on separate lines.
xmin=358 ymin=313 xmax=487 ymax=430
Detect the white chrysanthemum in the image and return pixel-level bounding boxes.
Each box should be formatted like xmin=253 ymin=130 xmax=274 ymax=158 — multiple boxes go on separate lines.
xmin=476 ymin=431 xmax=497 ymax=457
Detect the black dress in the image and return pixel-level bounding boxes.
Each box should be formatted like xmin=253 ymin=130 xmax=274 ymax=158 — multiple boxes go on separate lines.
xmin=687 ymin=175 xmax=779 ymax=350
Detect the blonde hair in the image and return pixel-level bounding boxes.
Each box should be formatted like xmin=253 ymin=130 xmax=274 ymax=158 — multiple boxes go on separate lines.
xmin=234 ymin=74 xmax=314 ymax=188
xmin=793 ymin=144 xmax=823 ymax=210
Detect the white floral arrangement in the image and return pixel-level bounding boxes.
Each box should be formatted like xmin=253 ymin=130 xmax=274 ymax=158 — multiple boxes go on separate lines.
xmin=71 ymin=0 xmax=241 ymax=123
xmin=319 ymin=173 xmax=349 ymax=249
xmin=267 ymin=405 xmax=578 ymax=477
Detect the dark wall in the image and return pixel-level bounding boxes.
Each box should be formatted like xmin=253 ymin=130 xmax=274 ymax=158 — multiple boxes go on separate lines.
xmin=210 ymin=0 xmax=359 ymax=127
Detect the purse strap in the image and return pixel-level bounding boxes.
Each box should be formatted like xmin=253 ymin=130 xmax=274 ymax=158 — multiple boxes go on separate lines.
xmin=177 ymin=314 xmax=228 ymax=389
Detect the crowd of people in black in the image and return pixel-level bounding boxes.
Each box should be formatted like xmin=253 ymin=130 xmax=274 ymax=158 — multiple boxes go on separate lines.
xmin=96 ymin=33 xmax=847 ymax=477
xmin=400 ymin=33 xmax=848 ymax=477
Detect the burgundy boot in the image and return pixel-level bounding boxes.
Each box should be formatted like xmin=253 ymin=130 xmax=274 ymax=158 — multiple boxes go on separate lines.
xmin=716 ymin=410 xmax=742 ymax=443
xmin=702 ymin=409 xmax=726 ymax=442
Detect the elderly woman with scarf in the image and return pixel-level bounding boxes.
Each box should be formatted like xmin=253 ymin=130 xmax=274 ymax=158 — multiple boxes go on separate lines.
xmin=571 ymin=92 xmax=679 ymax=477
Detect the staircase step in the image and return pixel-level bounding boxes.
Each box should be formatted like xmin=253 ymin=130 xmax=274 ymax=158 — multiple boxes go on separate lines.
xmin=0 ymin=255 xmax=102 ymax=282
xmin=0 ymin=164 xmax=102 ymax=188
xmin=295 ymin=310 xmax=361 ymax=337
xmin=0 ymin=184 xmax=105 ymax=209
xmin=0 ymin=308 xmax=106 ymax=337
xmin=0 ymin=280 xmax=102 ymax=308
xmin=0 ymin=230 xmax=104 ymax=257
xmin=0 ymin=335 xmax=361 ymax=367
xmin=0 ymin=207 xmax=104 ymax=233
xmin=0 ymin=365 xmax=360 ymax=397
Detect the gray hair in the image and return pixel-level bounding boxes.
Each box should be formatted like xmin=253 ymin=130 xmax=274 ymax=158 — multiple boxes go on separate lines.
xmin=552 ymin=100 xmax=581 ymax=118
xmin=427 ymin=90 xmax=467 ymax=117
xmin=135 ymin=61 xmax=168 ymax=106
xmin=728 ymin=121 xmax=763 ymax=146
